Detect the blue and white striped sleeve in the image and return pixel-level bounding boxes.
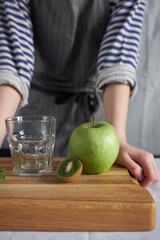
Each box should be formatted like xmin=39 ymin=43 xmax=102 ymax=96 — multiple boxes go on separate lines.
xmin=0 ymin=0 xmax=34 ymax=107
xmin=96 ymin=0 xmax=146 ymax=97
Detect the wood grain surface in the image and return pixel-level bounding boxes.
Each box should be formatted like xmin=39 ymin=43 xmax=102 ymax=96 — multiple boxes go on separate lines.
xmin=0 ymin=157 xmax=156 ymax=231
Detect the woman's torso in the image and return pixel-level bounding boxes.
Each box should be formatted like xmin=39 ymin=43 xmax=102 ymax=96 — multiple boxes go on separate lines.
xmin=30 ymin=0 xmax=110 ymax=92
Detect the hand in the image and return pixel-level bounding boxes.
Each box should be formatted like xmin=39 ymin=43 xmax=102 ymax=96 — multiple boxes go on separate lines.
xmin=115 ymin=140 xmax=160 ymax=188
xmin=0 ymin=85 xmax=21 ymax=147
xmin=102 ymin=83 xmax=160 ymax=187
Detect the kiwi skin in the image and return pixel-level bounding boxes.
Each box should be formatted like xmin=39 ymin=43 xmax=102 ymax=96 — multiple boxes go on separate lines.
xmin=56 ymin=157 xmax=83 ymax=182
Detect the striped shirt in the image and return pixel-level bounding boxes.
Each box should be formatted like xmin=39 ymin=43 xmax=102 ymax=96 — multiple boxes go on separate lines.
xmin=0 ymin=0 xmax=146 ymax=107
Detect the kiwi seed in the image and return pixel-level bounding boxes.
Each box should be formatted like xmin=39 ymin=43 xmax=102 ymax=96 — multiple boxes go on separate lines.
xmin=56 ymin=157 xmax=83 ymax=182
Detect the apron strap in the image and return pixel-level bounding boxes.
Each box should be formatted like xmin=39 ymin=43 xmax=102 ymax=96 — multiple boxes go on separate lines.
xmin=31 ymin=82 xmax=99 ymax=122
xmin=55 ymin=90 xmax=99 ymax=122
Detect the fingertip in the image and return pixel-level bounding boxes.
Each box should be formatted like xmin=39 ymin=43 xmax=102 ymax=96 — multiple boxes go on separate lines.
xmin=139 ymin=174 xmax=160 ymax=188
xmin=139 ymin=178 xmax=150 ymax=188
xmin=119 ymin=155 xmax=143 ymax=181
xmin=137 ymin=171 xmax=144 ymax=181
xmin=129 ymin=165 xmax=143 ymax=181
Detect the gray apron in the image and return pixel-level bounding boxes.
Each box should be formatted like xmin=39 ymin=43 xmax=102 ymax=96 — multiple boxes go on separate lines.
xmin=19 ymin=0 xmax=111 ymax=157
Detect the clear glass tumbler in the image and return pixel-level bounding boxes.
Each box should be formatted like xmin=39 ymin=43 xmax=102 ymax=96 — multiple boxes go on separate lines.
xmin=5 ymin=115 xmax=56 ymax=176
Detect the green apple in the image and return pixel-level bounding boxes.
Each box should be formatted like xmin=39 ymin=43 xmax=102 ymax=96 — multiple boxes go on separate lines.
xmin=69 ymin=119 xmax=119 ymax=174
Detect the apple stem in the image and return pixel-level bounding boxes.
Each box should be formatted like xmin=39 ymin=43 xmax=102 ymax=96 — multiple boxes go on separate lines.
xmin=93 ymin=117 xmax=96 ymax=128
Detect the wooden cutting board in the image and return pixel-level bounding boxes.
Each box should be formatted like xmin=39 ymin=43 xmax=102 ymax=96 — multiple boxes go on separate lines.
xmin=0 ymin=157 xmax=156 ymax=232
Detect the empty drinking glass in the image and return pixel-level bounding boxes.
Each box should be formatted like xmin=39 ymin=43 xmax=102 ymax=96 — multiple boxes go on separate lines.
xmin=5 ymin=115 xmax=56 ymax=176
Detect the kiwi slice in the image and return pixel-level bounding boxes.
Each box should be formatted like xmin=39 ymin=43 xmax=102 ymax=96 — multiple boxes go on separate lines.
xmin=56 ymin=157 xmax=83 ymax=182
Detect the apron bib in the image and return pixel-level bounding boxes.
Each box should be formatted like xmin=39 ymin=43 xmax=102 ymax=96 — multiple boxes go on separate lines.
xmin=30 ymin=0 xmax=110 ymax=92
xmin=19 ymin=0 xmax=110 ymax=156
